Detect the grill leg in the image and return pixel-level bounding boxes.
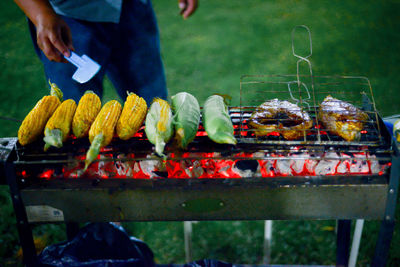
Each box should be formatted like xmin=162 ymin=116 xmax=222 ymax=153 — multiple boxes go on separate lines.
xmin=4 ymin=162 xmax=38 ymax=267
xmin=336 ymin=220 xmax=351 ymax=267
xmin=371 ymin=153 xmax=400 ymax=267
xmin=263 ymin=220 xmax=273 ymax=265
xmin=349 ymin=219 xmax=364 ymax=267
xmin=372 ymin=219 xmax=395 ymax=267
xmin=184 ymin=221 xmax=193 ymax=263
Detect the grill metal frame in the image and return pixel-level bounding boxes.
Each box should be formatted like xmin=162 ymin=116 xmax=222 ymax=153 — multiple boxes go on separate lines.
xmin=1 ymin=127 xmax=399 ymax=267
xmin=5 ymin=113 xmax=395 ymax=223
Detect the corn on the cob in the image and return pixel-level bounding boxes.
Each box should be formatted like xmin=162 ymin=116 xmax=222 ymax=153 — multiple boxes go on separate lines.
xmin=202 ymin=95 xmax=237 ymax=145
xmin=116 ymin=92 xmax=147 ymax=140
xmin=43 ymin=99 xmax=77 ymax=151
xmin=145 ymin=98 xmax=173 ymax=156
xmin=171 ymin=92 xmax=200 ymax=149
xmin=84 ymin=100 xmax=122 ymax=171
xmin=17 ymin=81 xmax=63 ymax=146
xmin=72 ymin=91 xmax=101 ymax=138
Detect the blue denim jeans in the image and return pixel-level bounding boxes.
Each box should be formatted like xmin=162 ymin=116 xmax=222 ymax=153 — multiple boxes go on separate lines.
xmin=29 ymin=0 xmax=167 ymax=105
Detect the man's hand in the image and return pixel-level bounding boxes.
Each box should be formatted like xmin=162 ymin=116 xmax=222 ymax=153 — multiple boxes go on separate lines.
xmin=13 ymin=0 xmax=74 ymax=62
xmin=178 ymin=0 xmax=198 ymax=19
xmin=35 ymin=13 xmax=74 ymax=62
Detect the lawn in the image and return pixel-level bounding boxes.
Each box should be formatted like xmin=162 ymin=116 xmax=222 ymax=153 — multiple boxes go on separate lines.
xmin=1 ymin=0 xmax=400 ymax=266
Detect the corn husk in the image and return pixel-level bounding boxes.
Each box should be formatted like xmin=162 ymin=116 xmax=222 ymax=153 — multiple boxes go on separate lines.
xmin=145 ymin=98 xmax=174 ymax=156
xmin=202 ymin=95 xmax=237 ymax=145
xmin=171 ymin=92 xmax=200 ymax=149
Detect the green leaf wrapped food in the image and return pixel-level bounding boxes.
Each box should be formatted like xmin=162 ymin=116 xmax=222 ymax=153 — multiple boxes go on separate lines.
xmin=145 ymin=98 xmax=174 ymax=156
xmin=171 ymin=92 xmax=200 ymax=149
xmin=202 ymin=95 xmax=237 ymax=145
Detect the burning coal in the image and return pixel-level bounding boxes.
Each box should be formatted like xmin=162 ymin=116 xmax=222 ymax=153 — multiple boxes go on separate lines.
xmin=29 ymin=148 xmax=390 ymax=180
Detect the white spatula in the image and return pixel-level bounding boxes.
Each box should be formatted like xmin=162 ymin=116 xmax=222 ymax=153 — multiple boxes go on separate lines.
xmin=64 ymin=51 xmax=100 ymax=83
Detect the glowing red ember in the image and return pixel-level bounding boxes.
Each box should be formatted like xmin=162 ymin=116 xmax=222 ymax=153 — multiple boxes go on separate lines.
xmin=31 ymin=150 xmax=390 ymax=180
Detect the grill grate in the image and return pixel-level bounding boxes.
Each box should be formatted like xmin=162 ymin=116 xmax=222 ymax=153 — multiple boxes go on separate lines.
xmin=233 ymin=104 xmax=384 ymax=146
xmin=13 ymin=108 xmax=392 ymax=165
xmin=11 ymin=108 xmax=393 ymax=181
xmin=238 ymin=26 xmax=382 ymax=147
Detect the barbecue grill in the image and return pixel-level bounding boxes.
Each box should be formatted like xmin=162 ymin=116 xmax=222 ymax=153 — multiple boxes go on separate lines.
xmin=1 ymin=25 xmax=398 ymax=266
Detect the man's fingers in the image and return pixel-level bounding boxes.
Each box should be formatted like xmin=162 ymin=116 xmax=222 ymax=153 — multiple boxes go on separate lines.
xmin=40 ymin=36 xmax=63 ymax=62
xmin=49 ymin=30 xmax=69 ymax=58
xmin=182 ymin=0 xmax=198 ymax=19
xmin=61 ymin=24 xmax=74 ymax=53
xmin=66 ymin=34 xmax=74 ymax=52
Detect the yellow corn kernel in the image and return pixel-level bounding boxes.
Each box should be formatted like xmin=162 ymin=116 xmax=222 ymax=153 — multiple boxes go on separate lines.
xmin=18 ymin=95 xmax=61 ymax=146
xmin=89 ymin=100 xmax=122 ymax=146
xmin=116 ymin=92 xmax=147 ymax=140
xmin=72 ymin=91 xmax=101 ymax=138
xmin=144 ymin=98 xmax=173 ymax=157
xmin=156 ymin=98 xmax=170 ymax=132
xmin=43 ymin=99 xmax=77 ymax=150
xmin=85 ymin=100 xmax=122 ymax=171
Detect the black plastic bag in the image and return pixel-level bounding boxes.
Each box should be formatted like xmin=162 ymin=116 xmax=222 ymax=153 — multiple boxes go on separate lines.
xmin=38 ymin=222 xmax=154 ymax=267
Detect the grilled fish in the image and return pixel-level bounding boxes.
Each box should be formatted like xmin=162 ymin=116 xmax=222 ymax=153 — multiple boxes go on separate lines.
xmin=318 ymin=95 xmax=368 ymax=141
xmin=248 ymin=99 xmax=313 ymax=140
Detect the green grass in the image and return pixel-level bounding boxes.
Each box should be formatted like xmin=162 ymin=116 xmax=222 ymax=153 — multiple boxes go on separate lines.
xmin=1 ymin=0 xmax=400 ymax=266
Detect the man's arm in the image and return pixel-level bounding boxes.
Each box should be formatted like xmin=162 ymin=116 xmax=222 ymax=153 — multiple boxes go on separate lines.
xmin=178 ymin=0 xmax=198 ymax=19
xmin=13 ymin=0 xmax=73 ymax=62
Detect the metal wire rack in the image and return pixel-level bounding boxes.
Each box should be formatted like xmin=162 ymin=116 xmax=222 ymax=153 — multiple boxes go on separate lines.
xmin=238 ymin=25 xmax=383 ymax=146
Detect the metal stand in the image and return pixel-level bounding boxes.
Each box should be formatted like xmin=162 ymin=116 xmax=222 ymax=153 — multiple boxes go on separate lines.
xmin=4 ymin=142 xmax=400 ymax=266
xmin=184 ymin=221 xmax=193 ymax=263
xmin=4 ymin=161 xmax=38 ymax=267
xmin=349 ymin=219 xmax=364 ymax=267
xmin=371 ymin=144 xmax=400 ymax=267
xmin=263 ymin=220 xmax=273 ymax=265
xmin=336 ymin=220 xmax=351 ymax=267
